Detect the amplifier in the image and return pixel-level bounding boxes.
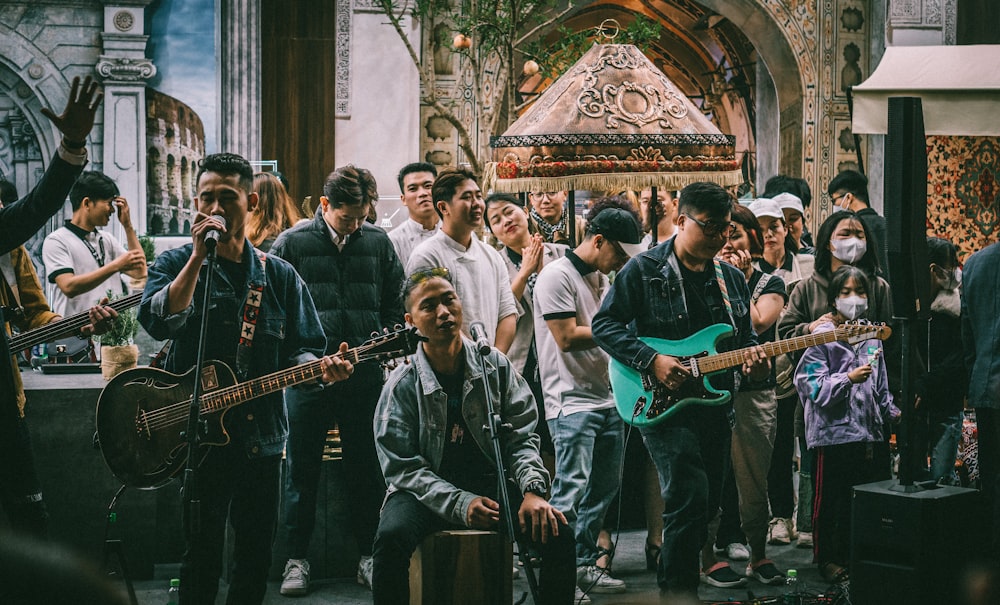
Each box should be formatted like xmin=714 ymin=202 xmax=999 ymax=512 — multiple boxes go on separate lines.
xmin=851 ymin=480 xmax=980 ymax=605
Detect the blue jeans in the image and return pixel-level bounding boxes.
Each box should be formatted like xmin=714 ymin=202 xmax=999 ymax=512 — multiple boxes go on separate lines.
xmin=642 ymin=406 xmax=730 ymax=595
xmin=547 ymin=408 xmax=624 ymax=566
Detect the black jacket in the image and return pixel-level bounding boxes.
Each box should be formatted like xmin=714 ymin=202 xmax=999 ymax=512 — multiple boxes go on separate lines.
xmin=271 ymin=216 xmax=405 ymax=380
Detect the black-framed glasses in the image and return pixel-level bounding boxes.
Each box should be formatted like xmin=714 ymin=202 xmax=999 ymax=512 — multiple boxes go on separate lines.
xmin=408 ymin=266 xmax=451 ymax=284
xmin=683 ymin=213 xmax=735 ymax=238
xmin=830 ymin=192 xmax=849 ymax=206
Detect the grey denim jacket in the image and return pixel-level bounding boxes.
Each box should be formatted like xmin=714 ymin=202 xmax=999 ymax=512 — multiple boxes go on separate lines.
xmin=374 ymin=336 xmax=550 ymax=526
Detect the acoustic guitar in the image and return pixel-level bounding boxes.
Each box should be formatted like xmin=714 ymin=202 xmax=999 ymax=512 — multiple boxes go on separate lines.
xmin=96 ymin=326 xmax=423 ymax=489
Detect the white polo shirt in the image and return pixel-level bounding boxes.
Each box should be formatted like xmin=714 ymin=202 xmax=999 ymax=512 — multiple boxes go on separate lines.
xmin=389 ymin=218 xmax=439 ymax=266
xmin=532 ymin=253 xmax=614 ymax=419
xmin=406 ymin=230 xmax=518 ymax=344
xmin=42 ymin=222 xmax=129 ymax=317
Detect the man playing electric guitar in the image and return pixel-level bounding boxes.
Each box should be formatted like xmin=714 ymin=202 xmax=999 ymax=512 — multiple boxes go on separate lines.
xmin=592 ymin=182 xmax=769 ymax=599
xmin=137 ymin=153 xmax=353 ymax=605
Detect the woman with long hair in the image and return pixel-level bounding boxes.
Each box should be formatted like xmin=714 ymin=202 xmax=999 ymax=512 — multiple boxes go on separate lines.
xmin=248 ymin=172 xmax=303 ymax=252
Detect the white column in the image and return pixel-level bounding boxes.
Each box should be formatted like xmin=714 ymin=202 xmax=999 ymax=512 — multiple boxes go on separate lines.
xmin=218 ymin=0 xmax=261 ymax=160
xmin=98 ymin=2 xmax=157 ymax=236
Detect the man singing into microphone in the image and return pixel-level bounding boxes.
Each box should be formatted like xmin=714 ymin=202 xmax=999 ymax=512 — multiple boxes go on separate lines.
xmin=371 ymin=267 xmax=576 ymax=604
xmin=138 ymin=153 xmax=355 ymax=605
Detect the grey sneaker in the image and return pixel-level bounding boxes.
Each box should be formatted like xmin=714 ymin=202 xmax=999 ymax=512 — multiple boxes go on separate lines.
xmin=573 ymin=586 xmax=593 ymax=604
xmin=280 ymin=558 xmax=310 ymax=596
xmin=576 ymin=565 xmax=626 ymax=594
xmin=357 ymin=555 xmax=373 ymax=590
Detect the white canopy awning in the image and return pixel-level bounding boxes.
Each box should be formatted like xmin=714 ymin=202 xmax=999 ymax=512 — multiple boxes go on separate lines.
xmin=852 ymin=45 xmax=1000 ymax=136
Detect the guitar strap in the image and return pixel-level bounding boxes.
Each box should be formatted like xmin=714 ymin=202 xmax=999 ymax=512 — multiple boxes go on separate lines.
xmin=712 ymin=259 xmax=735 ymax=327
xmin=234 ymin=250 xmax=267 ymax=380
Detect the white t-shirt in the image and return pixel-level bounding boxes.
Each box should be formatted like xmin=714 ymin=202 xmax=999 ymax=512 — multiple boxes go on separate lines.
xmin=406 ymin=230 xmax=518 ymax=344
xmin=532 ymin=255 xmax=614 ymax=419
xmin=388 ymin=218 xmax=439 ymax=266
xmin=498 ymin=242 xmax=568 ymax=373
xmin=42 ymin=224 xmax=129 ymax=317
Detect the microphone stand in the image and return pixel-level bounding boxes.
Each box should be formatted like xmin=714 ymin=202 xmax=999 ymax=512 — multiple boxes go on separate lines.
xmin=475 ymin=347 xmax=541 ymax=604
xmin=181 ymin=241 xmax=218 ymax=595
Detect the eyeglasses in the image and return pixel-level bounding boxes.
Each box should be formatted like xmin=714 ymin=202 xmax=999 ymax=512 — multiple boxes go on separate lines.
xmin=408 ymin=266 xmax=451 ymax=284
xmin=830 ymin=192 xmax=849 ymax=205
xmin=529 ymin=191 xmax=559 ymax=199
xmin=683 ymin=213 xmax=734 ymax=238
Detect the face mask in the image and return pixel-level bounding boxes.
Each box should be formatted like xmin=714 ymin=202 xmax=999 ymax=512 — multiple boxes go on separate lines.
xmin=835 ymin=295 xmax=868 ymax=320
xmin=932 ymin=265 xmax=959 ymax=290
xmin=831 ymin=237 xmax=867 ymax=264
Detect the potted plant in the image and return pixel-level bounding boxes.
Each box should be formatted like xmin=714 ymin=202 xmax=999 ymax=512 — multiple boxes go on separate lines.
xmin=97 ymin=290 xmax=140 ymax=380
xmin=130 ymin=235 xmax=157 ymax=292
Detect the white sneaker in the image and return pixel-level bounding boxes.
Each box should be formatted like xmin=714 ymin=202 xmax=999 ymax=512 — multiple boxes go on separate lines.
xmin=356 ymin=555 xmax=373 ymax=590
xmin=767 ymin=517 xmax=791 ymax=545
xmin=725 ymin=542 xmax=751 ymax=561
xmin=576 ymin=565 xmax=626 ymax=594
xmin=280 ymin=558 xmax=310 ymax=596
xmin=573 ymin=586 xmax=593 ymax=604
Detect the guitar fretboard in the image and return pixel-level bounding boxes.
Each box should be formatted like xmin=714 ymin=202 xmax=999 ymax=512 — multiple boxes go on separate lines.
xmin=8 ymin=291 xmax=144 ymax=351
xmin=693 ymin=330 xmax=846 ymax=374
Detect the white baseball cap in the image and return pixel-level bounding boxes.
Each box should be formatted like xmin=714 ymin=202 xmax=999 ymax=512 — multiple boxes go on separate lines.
xmin=771 ymin=192 xmax=805 ymax=215
xmin=748 ymin=198 xmax=783 ymax=220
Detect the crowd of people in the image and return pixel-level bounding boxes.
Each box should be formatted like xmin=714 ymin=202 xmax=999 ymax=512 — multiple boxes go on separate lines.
xmin=2 ymin=76 xmax=999 ymax=605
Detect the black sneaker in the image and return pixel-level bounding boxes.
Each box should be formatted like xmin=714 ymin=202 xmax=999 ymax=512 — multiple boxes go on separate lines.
xmin=701 ymin=562 xmax=748 ymax=588
xmin=747 ymin=560 xmax=785 ymax=585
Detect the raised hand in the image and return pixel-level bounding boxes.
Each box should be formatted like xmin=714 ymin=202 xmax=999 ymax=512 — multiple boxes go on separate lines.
xmin=40 ymin=76 xmax=103 ymax=144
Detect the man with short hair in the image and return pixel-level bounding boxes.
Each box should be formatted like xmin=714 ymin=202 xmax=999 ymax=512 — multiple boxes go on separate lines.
xmin=528 ymin=190 xmax=586 ymax=247
xmin=271 ymin=165 xmax=404 ymax=595
xmin=406 ymin=168 xmax=517 ymax=352
xmin=592 ymin=182 xmax=769 ymax=599
xmin=42 ymin=171 xmax=147 ymax=319
xmin=372 ymin=267 xmax=576 ymax=604
xmin=827 ymin=170 xmax=887 ymax=275
xmin=533 ymin=197 xmax=645 ymax=596
xmin=388 ymin=162 xmax=438 ymax=265
xmin=138 ymin=153 xmax=354 ymax=605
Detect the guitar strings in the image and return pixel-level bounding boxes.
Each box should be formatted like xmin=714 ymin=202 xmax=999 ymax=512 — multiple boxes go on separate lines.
xmin=9 ymin=292 xmax=144 ymax=350
xmin=136 ymin=336 xmax=407 ymax=432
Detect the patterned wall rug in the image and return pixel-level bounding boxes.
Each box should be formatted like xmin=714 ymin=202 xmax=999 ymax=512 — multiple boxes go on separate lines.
xmin=927 ymin=135 xmax=1000 ymax=262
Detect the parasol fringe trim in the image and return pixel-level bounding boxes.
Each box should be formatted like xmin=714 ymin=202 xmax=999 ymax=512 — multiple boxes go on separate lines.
xmin=481 ymin=165 xmax=744 ymax=194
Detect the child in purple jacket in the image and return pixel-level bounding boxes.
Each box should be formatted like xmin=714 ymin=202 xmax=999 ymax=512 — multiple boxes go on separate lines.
xmin=793 ymin=265 xmax=900 ymax=584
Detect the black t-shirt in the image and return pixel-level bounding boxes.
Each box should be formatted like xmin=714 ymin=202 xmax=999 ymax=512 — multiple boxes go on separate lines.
xmin=678 ymin=261 xmax=735 ymax=392
xmin=435 ymin=362 xmax=497 ymax=497
xmin=204 ymin=257 xmax=247 ymax=369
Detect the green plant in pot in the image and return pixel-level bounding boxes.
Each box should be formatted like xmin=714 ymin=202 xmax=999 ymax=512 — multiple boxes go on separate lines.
xmin=97 ymin=289 xmax=140 ymax=380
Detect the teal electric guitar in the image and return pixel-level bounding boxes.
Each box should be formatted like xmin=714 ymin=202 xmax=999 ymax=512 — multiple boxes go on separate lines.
xmin=609 ymin=322 xmax=892 ymax=427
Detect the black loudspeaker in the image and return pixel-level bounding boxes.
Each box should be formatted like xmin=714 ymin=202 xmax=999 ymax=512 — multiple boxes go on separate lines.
xmin=851 ymin=480 xmax=980 ymax=605
xmin=884 ymin=97 xmax=931 ymax=319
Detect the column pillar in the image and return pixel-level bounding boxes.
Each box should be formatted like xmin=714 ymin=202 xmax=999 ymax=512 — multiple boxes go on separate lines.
xmin=98 ymin=1 xmax=157 ymax=236
xmin=219 ymin=0 xmax=261 ymax=160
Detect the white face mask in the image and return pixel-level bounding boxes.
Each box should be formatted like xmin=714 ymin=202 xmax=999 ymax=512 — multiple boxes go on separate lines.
xmin=831 ymin=237 xmax=867 ymax=264
xmin=835 ymin=294 xmax=868 ymax=320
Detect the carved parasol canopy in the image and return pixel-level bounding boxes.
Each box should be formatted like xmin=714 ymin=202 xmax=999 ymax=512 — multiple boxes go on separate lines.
xmin=483 ymin=43 xmax=743 ymax=194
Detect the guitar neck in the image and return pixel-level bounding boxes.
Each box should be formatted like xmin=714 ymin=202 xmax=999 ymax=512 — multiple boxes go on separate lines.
xmin=695 ymin=330 xmax=839 ymax=374
xmin=202 ymin=358 xmax=330 ymax=414
xmin=8 ymin=291 xmax=144 ymax=352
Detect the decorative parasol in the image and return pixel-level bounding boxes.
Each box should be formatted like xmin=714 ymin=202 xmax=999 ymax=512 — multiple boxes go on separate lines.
xmin=483 ymin=40 xmax=743 ymax=194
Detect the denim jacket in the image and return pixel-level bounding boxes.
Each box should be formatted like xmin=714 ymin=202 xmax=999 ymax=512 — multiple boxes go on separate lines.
xmin=592 ymin=237 xmax=756 ymax=381
xmin=794 ymin=321 xmax=899 ymax=449
xmin=374 ymin=336 xmax=549 ymax=527
xmin=961 ymin=242 xmax=1000 ymax=409
xmin=139 ymin=241 xmax=327 ymax=458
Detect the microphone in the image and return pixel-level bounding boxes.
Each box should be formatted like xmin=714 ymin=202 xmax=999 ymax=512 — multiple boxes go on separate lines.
xmin=205 ymin=215 xmax=226 ymax=249
xmin=469 ymin=321 xmax=492 ymax=356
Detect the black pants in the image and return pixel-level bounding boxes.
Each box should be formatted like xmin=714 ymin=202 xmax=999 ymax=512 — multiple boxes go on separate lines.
xmin=975 ymin=407 xmax=1000 ymax=562
xmin=283 ymin=379 xmax=385 ymax=558
xmin=767 ymin=394 xmax=797 ymax=519
xmin=0 ymin=399 xmax=48 ymax=538
xmin=812 ymin=441 xmax=890 ymax=569
xmin=179 ymin=447 xmax=281 ymax=605
xmin=372 ymin=490 xmax=577 ymax=604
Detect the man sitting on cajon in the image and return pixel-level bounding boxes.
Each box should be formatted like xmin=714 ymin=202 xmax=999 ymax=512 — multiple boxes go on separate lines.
xmin=372 ymin=266 xmax=576 ymax=604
